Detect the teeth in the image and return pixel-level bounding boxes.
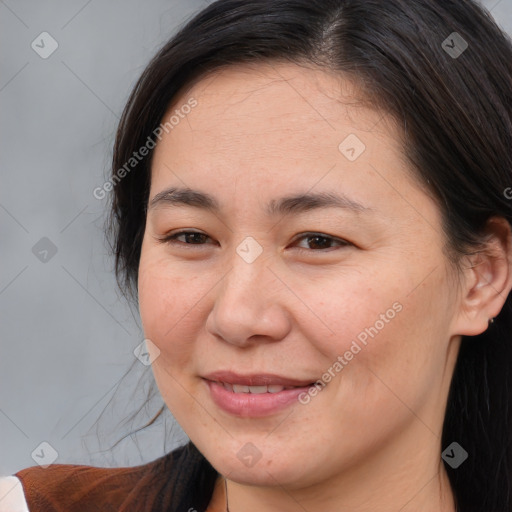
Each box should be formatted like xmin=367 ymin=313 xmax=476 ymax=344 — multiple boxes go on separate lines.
xmin=221 ymin=383 xmax=288 ymax=393
xmin=232 ymin=384 xmax=250 ymax=393
xmin=248 ymin=385 xmax=268 ymax=394
xmin=268 ymin=385 xmax=286 ymax=393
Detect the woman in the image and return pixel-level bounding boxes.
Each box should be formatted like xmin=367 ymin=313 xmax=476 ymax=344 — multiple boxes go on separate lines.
xmin=3 ymin=0 xmax=512 ymax=511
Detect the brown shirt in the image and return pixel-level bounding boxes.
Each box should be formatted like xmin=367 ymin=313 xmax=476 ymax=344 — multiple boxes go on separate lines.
xmin=12 ymin=448 xmax=223 ymax=511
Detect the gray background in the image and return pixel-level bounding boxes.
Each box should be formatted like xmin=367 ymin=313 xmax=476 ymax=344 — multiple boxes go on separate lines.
xmin=1 ymin=0 xmax=511 ymax=476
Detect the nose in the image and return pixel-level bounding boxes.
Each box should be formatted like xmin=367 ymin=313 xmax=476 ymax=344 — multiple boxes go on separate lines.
xmin=205 ymin=254 xmax=292 ymax=347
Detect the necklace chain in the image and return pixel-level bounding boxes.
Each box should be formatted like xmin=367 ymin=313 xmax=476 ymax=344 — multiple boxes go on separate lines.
xmin=224 ymin=476 xmax=230 ymax=512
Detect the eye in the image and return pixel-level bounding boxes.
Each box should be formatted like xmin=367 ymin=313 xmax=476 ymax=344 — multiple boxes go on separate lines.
xmin=157 ymin=230 xmax=215 ymax=246
xmin=291 ymin=232 xmax=351 ymax=252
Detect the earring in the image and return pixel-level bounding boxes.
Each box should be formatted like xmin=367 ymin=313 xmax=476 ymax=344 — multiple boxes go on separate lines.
xmin=488 ymin=318 xmax=495 ymax=324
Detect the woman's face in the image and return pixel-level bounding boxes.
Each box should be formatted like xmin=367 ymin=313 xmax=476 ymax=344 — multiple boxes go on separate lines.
xmin=138 ymin=62 xmax=463 ymax=492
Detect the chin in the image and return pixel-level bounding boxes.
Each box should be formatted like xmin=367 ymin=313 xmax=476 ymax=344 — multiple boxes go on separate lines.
xmin=199 ymin=442 xmax=312 ymax=487
xmin=220 ymin=461 xmax=299 ymax=487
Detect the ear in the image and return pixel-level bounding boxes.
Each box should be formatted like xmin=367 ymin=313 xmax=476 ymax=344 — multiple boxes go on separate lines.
xmin=452 ymin=216 xmax=512 ymax=336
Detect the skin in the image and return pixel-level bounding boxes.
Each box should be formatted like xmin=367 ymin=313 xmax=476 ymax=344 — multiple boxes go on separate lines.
xmin=137 ymin=61 xmax=512 ymax=512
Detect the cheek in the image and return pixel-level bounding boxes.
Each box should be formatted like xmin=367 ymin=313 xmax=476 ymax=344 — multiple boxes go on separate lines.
xmin=292 ymin=266 xmax=447 ymax=410
xmin=137 ymin=252 xmax=213 ymax=417
xmin=138 ymin=252 xmax=207 ymax=368
xmin=285 ymin=267 xmax=405 ymax=360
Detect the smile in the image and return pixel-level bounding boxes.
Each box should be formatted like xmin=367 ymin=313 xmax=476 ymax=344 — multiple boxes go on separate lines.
xmin=203 ymin=374 xmax=317 ymax=417
xmin=214 ymin=382 xmax=302 ymax=393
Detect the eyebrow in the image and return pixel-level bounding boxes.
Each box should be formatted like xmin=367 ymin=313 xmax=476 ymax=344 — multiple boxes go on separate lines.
xmin=148 ymin=186 xmax=373 ymax=216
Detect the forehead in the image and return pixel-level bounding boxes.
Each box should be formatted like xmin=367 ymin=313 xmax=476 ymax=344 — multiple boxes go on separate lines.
xmin=149 ymin=62 xmax=425 ymax=220
xmin=152 ymin=62 xmax=405 ymax=172
xmin=182 ymin=60 xmax=365 ymax=114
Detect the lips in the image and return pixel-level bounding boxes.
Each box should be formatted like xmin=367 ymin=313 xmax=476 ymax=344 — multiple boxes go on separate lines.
xmin=202 ymin=371 xmax=319 ymax=417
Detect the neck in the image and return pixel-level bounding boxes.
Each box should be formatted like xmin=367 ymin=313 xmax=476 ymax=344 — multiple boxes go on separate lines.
xmin=223 ymin=467 xmax=455 ymax=512
xmin=220 ymin=426 xmax=456 ymax=512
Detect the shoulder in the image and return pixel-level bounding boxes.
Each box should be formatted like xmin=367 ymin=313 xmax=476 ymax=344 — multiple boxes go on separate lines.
xmin=8 ymin=448 xmax=181 ymax=512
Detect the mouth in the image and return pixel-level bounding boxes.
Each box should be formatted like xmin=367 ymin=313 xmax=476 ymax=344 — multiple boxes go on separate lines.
xmin=201 ymin=371 xmax=318 ymax=417
xmin=211 ymin=382 xmax=308 ymax=394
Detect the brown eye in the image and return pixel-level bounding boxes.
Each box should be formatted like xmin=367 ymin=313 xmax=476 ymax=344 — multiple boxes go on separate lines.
xmin=293 ymin=233 xmax=350 ymax=251
xmin=159 ymin=230 xmax=214 ymax=246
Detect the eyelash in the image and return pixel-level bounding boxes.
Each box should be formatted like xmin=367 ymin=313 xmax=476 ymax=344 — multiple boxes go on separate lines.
xmin=157 ymin=230 xmax=351 ymax=253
